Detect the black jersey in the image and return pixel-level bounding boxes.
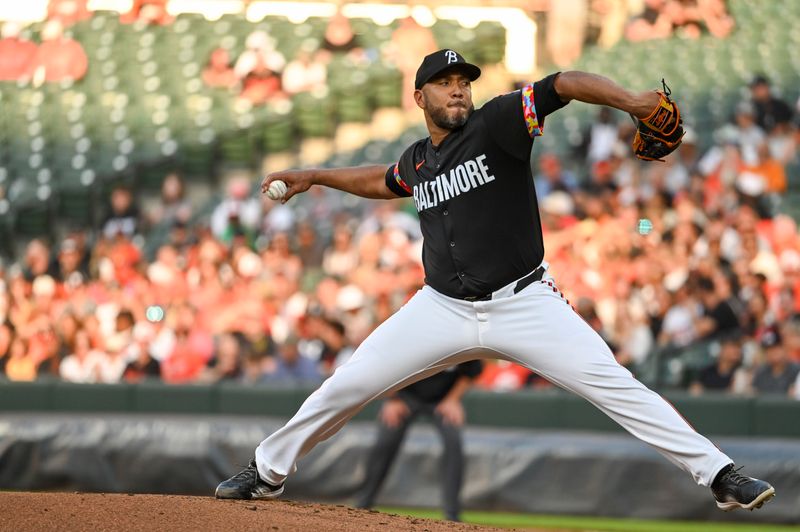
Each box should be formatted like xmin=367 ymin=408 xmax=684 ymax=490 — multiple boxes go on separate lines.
xmin=385 ymin=74 xmax=568 ymax=299
xmin=398 ymin=360 xmax=483 ymax=404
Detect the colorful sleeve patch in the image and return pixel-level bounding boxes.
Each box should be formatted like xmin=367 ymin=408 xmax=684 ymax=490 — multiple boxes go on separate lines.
xmin=393 ymin=163 xmax=411 ymax=194
xmin=521 ymin=83 xmax=543 ymax=138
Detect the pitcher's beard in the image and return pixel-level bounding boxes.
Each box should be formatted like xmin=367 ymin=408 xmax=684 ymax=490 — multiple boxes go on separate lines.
xmin=430 ymin=104 xmax=474 ymax=130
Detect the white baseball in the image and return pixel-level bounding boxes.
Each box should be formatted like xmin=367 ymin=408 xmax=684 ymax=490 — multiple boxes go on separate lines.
xmin=266 ymin=180 xmax=288 ymax=200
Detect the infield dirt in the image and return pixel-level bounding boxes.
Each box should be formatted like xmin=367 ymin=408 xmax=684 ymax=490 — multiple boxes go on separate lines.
xmin=0 ymin=492 xmax=548 ymax=532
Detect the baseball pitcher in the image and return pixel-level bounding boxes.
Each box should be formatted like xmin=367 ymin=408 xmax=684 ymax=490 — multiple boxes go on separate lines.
xmin=216 ymin=50 xmax=774 ymax=512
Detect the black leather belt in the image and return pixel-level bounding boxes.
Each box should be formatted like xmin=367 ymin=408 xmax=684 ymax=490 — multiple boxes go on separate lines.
xmin=463 ymin=265 xmax=545 ymax=302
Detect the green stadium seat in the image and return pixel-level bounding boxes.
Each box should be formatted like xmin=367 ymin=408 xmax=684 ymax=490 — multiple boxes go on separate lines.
xmin=262 ymin=111 xmax=295 ymax=153
xmin=218 ymin=130 xmax=255 ymax=168
xmin=293 ymin=92 xmax=334 ymax=138
xmin=371 ymin=66 xmax=402 ymax=109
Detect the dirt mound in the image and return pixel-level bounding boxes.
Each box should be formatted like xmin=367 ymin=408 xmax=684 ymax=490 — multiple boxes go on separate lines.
xmin=0 ymin=492 xmax=534 ymax=532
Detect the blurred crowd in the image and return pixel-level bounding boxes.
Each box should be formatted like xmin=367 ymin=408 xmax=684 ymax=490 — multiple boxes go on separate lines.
xmin=2 ymin=70 xmax=800 ymax=398
xmin=201 ymin=12 xmax=437 ymax=109
xmin=0 ymin=173 xmax=425 ymax=388
xmin=0 ymin=0 xmax=173 ymax=83
xmin=531 ymin=73 xmax=800 ymax=397
xmin=2 ymin=0 xmax=800 ymax=400
xmin=535 ymin=0 xmax=734 ymax=67
xmin=0 ymin=20 xmax=87 ymax=83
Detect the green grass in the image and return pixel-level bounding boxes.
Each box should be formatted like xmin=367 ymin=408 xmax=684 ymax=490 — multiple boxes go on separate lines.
xmin=377 ymin=507 xmax=800 ymax=532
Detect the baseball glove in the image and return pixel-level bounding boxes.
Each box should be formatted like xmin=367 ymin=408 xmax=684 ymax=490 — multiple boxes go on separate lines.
xmin=631 ymin=80 xmax=684 ymax=162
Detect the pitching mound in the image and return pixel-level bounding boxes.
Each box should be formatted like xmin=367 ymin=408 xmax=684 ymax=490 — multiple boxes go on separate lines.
xmin=0 ymin=492 xmax=533 ymax=532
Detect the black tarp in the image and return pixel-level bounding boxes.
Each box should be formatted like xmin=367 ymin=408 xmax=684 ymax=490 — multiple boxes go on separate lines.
xmin=0 ymin=413 xmax=797 ymax=524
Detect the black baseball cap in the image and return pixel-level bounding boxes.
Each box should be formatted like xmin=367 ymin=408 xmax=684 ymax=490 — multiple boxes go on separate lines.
xmin=414 ymin=49 xmax=481 ymax=90
xmin=761 ymin=327 xmax=782 ymax=349
xmin=750 ymin=74 xmax=770 ymax=87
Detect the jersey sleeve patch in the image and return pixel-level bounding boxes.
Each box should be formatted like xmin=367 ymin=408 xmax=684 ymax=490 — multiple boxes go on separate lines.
xmin=393 ymin=163 xmax=412 ymax=194
xmin=521 ymin=83 xmax=543 ymax=138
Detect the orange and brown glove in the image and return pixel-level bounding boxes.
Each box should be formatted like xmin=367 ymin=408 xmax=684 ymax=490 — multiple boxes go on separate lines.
xmin=632 ymin=80 xmax=684 ymax=162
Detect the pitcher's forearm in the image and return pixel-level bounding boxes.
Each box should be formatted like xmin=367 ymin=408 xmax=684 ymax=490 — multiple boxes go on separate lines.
xmin=262 ymin=164 xmax=399 ymax=202
xmin=311 ymin=165 xmax=398 ymax=199
xmin=554 ymin=71 xmax=660 ymax=119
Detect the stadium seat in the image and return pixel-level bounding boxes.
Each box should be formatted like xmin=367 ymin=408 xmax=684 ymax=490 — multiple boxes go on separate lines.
xmin=293 ymin=92 xmax=335 ymax=139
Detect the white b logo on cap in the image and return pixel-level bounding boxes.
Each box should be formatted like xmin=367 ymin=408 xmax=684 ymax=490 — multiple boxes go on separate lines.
xmin=445 ymin=50 xmax=458 ymax=64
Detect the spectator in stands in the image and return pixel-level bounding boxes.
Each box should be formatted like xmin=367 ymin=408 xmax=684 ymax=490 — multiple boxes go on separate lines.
xmin=697 ymin=0 xmax=735 ymax=38
xmin=102 ymin=185 xmax=140 ymax=240
xmin=59 ymin=328 xmax=104 ymax=383
xmin=240 ymin=349 xmax=269 ymax=384
xmin=689 ymin=335 xmax=744 ymax=394
xmin=626 ymin=0 xmax=733 ymax=41
xmin=322 ymin=224 xmax=359 ymax=279
xmin=235 ymin=31 xmax=286 ymax=81
xmin=120 ymin=0 xmax=173 ymax=25
xmin=0 ymin=22 xmax=37 ymax=81
xmin=47 ymin=0 xmax=91 ymax=27
xmin=613 ymin=299 xmax=655 ymax=368
xmin=122 ymin=322 xmax=160 ymax=382
xmin=389 ymin=17 xmax=438 ymax=110
xmin=147 ymin=172 xmax=192 ymax=228
xmin=625 ymin=0 xmax=674 ymax=41
xmin=23 ymin=239 xmax=58 ymax=282
xmin=695 ymin=275 xmax=741 ymax=340
xmin=199 ymin=333 xmax=242 ymax=383
xmin=0 ymin=320 xmax=14 ymax=376
xmin=535 ymin=153 xmax=579 ymax=199
xmin=321 ymin=9 xmax=361 ymax=55
xmin=4 ymin=336 xmax=36 ymax=381
xmin=211 ymin=178 xmax=261 ymax=243
xmin=751 ymin=327 xmax=800 ymax=395
xmin=295 ymin=222 xmax=325 ymax=270
xmin=106 ymin=309 xmax=135 ymax=357
xmin=28 ymin=279 xmax=61 ymax=376
xmin=261 ymin=232 xmax=303 ymax=283
xmin=323 ymin=318 xmax=354 ymax=373
xmin=240 ymin=56 xmax=284 ymax=105
xmin=202 ymin=48 xmax=237 ymax=90
xmin=336 ymin=284 xmax=373 ymax=345
xmin=475 ymin=358 xmax=535 ymax=392
xmin=55 ymin=310 xmax=81 ymax=361
xmin=32 ymin=20 xmax=88 ymax=83
xmin=167 ymin=219 xmax=195 ymax=257
xmin=576 ymin=297 xmax=618 ymax=352
xmin=749 ymin=75 xmax=794 ymax=134
xmin=160 ymin=303 xmax=214 ymax=383
xmin=731 ymin=101 xmax=766 ymax=166
xmin=546 ymin=0 xmax=588 ymax=66
xmin=742 ymin=142 xmax=788 ymax=199
xmin=56 ymin=237 xmax=89 ymax=284
xmin=296 ymin=309 xmax=329 ymax=363
xmin=282 ymin=49 xmax=327 ymax=95
xmin=582 ymin=107 xmax=619 ymax=163
xmin=592 ymin=0 xmax=629 ymax=48
xmin=261 ymin=335 xmax=321 ymax=386
xmin=99 ymin=229 xmax=143 ymax=287
xmin=662 ymin=127 xmax=699 ymax=195
xmin=658 ymin=283 xmax=699 ymax=348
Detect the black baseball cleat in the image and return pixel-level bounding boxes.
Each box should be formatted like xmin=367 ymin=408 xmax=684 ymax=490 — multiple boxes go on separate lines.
xmin=215 ymin=460 xmax=285 ymax=500
xmin=711 ymin=464 xmax=775 ymax=511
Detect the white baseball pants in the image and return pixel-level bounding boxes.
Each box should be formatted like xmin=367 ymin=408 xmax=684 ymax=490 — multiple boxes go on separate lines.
xmin=255 ymin=267 xmax=732 ymax=487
